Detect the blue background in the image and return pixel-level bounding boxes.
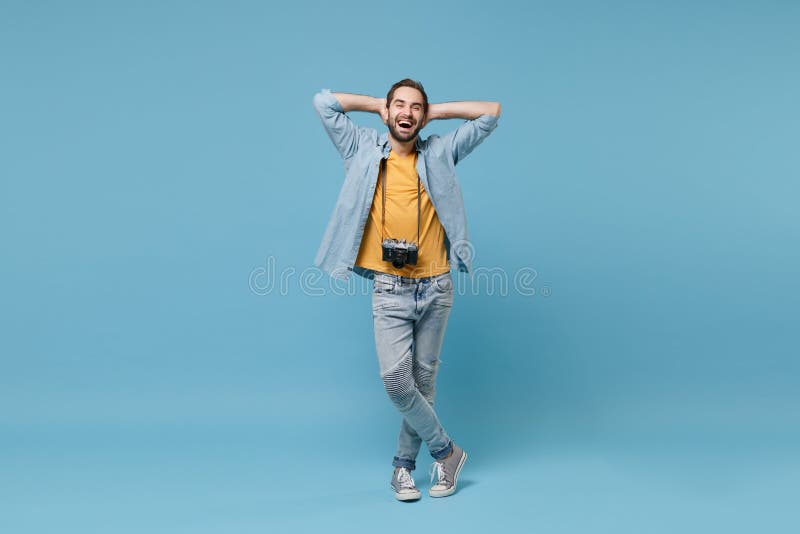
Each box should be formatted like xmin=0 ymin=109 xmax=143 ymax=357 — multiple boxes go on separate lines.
xmin=2 ymin=0 xmax=798 ymax=532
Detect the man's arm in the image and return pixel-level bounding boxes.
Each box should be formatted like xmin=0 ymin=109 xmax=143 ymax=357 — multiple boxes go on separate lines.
xmin=426 ymin=101 xmax=501 ymax=124
xmin=331 ymin=92 xmax=385 ymax=114
xmin=429 ymin=100 xmax=501 ymax=165
xmin=312 ymin=89 xmax=383 ymax=160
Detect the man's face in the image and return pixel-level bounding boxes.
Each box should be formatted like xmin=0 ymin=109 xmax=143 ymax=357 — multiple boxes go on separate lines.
xmin=386 ymin=86 xmax=426 ymax=143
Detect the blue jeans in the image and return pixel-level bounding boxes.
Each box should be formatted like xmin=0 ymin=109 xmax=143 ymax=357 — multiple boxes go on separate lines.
xmin=372 ymin=270 xmax=455 ymax=470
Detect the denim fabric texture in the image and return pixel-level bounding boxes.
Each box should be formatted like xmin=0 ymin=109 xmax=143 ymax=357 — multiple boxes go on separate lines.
xmin=372 ymin=271 xmax=455 ymax=469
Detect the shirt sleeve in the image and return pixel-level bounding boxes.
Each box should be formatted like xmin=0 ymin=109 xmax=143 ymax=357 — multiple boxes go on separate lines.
xmin=312 ymin=88 xmax=361 ymax=160
xmin=441 ymin=114 xmax=500 ymax=165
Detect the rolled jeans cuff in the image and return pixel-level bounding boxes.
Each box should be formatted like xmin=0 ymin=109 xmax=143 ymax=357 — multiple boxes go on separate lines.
xmin=392 ymin=456 xmax=417 ymax=470
xmin=430 ymin=440 xmax=453 ymax=461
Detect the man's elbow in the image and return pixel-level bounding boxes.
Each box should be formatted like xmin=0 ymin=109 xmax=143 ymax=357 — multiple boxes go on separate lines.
xmin=313 ymin=89 xmax=343 ymax=116
xmin=312 ymin=91 xmax=327 ymax=113
xmin=492 ymin=102 xmax=501 ymax=117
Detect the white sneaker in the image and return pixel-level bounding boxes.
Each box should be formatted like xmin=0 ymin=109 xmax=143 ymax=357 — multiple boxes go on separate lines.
xmin=391 ymin=467 xmax=421 ymax=501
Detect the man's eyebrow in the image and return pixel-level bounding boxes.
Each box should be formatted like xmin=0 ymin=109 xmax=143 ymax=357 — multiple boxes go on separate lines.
xmin=393 ymin=99 xmax=423 ymax=106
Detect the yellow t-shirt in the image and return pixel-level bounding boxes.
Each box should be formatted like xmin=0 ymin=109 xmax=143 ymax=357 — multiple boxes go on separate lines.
xmin=355 ymin=150 xmax=450 ymax=278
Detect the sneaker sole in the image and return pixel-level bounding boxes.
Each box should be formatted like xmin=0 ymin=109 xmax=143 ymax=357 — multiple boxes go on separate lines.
xmin=429 ymin=450 xmax=467 ymax=498
xmin=394 ymin=489 xmax=421 ymax=501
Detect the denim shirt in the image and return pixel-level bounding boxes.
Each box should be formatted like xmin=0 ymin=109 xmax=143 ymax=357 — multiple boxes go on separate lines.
xmin=312 ymin=88 xmax=499 ymax=281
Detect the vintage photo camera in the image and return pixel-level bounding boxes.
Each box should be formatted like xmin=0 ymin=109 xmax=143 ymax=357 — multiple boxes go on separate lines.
xmin=382 ymin=238 xmax=418 ymax=269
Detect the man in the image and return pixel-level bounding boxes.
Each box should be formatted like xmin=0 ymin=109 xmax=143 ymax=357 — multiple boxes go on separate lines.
xmin=312 ymin=79 xmax=500 ymax=501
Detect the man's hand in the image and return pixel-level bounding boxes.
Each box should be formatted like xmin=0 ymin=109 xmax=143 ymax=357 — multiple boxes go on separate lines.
xmin=420 ymin=108 xmax=433 ymax=130
xmin=378 ymin=98 xmax=388 ymax=125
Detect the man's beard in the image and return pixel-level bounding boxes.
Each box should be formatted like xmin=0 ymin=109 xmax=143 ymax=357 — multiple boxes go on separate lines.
xmin=388 ymin=116 xmax=423 ymax=143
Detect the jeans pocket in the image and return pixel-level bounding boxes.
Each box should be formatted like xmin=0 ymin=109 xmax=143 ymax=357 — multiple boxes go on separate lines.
xmin=372 ymin=289 xmax=401 ymax=311
xmin=431 ymin=274 xmax=454 ymax=308
xmin=373 ymin=277 xmax=396 ymax=294
xmin=433 ymin=274 xmax=453 ymax=293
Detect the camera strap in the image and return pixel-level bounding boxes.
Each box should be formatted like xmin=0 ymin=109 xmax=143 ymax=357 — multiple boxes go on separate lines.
xmin=380 ymin=156 xmax=421 ymax=245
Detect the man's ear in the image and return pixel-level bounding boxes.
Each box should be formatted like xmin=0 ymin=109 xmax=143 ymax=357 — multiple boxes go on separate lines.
xmin=380 ymin=106 xmax=388 ymax=125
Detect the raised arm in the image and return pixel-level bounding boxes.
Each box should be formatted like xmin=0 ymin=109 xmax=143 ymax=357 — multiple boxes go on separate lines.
xmin=429 ymin=100 xmax=502 ymax=165
xmin=426 ymin=101 xmax=501 ymax=124
xmin=312 ymin=89 xmax=383 ymax=160
xmin=332 ymin=92 xmax=386 ymax=114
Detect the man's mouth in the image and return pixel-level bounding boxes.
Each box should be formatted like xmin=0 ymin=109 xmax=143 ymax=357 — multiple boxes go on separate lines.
xmin=397 ymin=119 xmax=414 ymax=131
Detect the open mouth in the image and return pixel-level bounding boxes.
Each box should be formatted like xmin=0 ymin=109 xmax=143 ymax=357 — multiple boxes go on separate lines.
xmin=397 ymin=119 xmax=414 ymax=131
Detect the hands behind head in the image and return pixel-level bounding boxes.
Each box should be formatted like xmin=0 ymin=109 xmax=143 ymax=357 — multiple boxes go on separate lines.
xmin=420 ymin=113 xmax=431 ymax=130
xmin=379 ymin=98 xmax=388 ymax=125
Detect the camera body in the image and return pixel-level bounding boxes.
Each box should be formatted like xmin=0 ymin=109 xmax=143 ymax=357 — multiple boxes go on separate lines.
xmin=382 ymin=238 xmax=418 ymax=269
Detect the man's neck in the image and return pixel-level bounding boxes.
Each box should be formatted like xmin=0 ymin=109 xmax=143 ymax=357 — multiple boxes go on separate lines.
xmin=389 ymin=134 xmax=417 ymax=157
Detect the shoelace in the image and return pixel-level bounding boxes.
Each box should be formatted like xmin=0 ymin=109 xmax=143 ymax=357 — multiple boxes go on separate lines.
xmin=429 ymin=461 xmax=447 ymax=487
xmin=397 ymin=467 xmax=416 ymax=490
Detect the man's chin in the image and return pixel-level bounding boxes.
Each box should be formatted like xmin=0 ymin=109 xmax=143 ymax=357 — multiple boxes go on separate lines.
xmin=389 ymin=126 xmax=421 ymax=143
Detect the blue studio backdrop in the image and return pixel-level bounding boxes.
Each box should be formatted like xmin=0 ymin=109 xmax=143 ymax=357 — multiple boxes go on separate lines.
xmin=1 ymin=1 xmax=797 ymax=532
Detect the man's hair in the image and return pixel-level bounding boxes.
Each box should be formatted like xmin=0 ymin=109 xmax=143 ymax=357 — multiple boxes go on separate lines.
xmin=386 ymin=78 xmax=429 ymax=116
